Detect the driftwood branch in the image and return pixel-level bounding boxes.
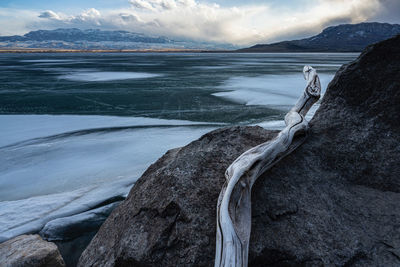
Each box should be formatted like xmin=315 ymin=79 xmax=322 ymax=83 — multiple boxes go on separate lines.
xmin=215 ymin=66 xmax=321 ymax=267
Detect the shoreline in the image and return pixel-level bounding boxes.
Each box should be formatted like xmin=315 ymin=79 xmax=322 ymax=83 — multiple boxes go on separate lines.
xmin=0 ymin=48 xmax=222 ymax=53
xmin=0 ymin=48 xmax=362 ymax=53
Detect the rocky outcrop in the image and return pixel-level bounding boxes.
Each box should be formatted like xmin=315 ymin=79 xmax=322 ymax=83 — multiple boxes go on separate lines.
xmin=79 ymin=35 xmax=400 ymax=266
xmin=0 ymin=234 xmax=65 ymax=267
xmin=79 ymin=126 xmax=279 ymax=266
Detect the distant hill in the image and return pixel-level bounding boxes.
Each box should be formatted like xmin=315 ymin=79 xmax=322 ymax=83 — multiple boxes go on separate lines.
xmin=0 ymin=28 xmax=234 ymax=50
xmin=238 ymin=22 xmax=400 ymax=52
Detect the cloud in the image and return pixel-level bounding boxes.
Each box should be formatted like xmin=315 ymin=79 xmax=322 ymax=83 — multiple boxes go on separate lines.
xmin=123 ymin=0 xmax=383 ymax=44
xmin=373 ymin=0 xmax=400 ymax=23
xmin=0 ymin=0 xmax=397 ymax=45
xmin=0 ymin=8 xmax=41 ymax=36
xmin=75 ymin=8 xmax=101 ymax=21
xmin=129 ymin=0 xmax=194 ymax=11
xmin=38 ymin=10 xmax=61 ymax=20
xmin=35 ymin=8 xmax=103 ymax=27
xmin=119 ymin=13 xmax=142 ymax=22
xmin=70 ymin=8 xmax=102 ymax=25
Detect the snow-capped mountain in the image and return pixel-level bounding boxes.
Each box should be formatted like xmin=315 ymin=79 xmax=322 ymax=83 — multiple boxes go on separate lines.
xmin=0 ymin=28 xmax=234 ymax=50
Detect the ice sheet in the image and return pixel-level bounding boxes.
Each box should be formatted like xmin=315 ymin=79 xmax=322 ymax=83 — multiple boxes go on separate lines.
xmin=60 ymin=71 xmax=161 ymax=81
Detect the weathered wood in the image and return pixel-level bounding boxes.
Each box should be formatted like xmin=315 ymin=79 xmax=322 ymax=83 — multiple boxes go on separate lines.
xmin=215 ymin=66 xmax=321 ymax=267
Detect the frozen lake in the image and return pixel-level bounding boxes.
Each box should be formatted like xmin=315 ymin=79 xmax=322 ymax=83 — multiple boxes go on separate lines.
xmin=0 ymin=52 xmax=358 ymax=241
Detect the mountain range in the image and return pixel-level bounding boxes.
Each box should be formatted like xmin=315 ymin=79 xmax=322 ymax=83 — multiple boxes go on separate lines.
xmin=1 ymin=22 xmax=399 ymax=52
xmin=238 ymin=22 xmax=400 ymax=52
xmin=0 ymin=28 xmax=234 ymax=50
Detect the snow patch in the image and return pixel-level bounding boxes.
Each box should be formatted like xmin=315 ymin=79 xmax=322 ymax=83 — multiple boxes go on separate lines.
xmin=212 ymin=74 xmax=332 ymax=110
xmin=60 ymin=71 xmax=161 ymax=82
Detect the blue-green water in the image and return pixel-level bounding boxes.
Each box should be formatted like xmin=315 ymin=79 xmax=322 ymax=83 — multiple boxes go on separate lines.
xmin=0 ymin=52 xmax=357 ymax=123
xmin=0 ymin=52 xmax=357 ymax=242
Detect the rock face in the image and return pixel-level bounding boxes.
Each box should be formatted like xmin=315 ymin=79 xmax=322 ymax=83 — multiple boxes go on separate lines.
xmin=79 ymin=35 xmax=400 ymax=266
xmin=79 ymin=126 xmax=279 ymax=266
xmin=0 ymin=234 xmax=65 ymax=267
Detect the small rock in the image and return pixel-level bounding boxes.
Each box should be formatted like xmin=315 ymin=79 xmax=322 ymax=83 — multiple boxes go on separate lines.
xmin=0 ymin=234 xmax=65 ymax=267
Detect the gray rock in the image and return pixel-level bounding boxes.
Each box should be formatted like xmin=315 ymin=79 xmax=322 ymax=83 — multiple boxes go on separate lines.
xmin=0 ymin=234 xmax=65 ymax=267
xmin=78 ymin=126 xmax=278 ymax=266
xmin=79 ymin=35 xmax=400 ymax=266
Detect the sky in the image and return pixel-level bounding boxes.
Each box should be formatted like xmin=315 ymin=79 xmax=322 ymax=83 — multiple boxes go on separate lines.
xmin=0 ymin=0 xmax=399 ymax=45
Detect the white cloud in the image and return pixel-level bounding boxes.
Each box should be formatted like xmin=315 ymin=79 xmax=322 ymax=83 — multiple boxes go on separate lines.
xmin=129 ymin=0 xmax=171 ymax=11
xmin=76 ymin=8 xmax=101 ymax=20
xmin=0 ymin=0 xmax=395 ymax=45
xmin=70 ymin=8 xmax=102 ymax=25
xmin=38 ymin=10 xmax=61 ymax=20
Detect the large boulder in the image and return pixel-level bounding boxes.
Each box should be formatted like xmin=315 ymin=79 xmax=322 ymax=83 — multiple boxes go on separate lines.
xmin=0 ymin=234 xmax=65 ymax=267
xmin=79 ymin=35 xmax=400 ymax=266
xmin=79 ymin=126 xmax=279 ymax=266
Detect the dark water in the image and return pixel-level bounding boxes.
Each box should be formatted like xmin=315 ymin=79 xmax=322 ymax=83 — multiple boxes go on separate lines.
xmin=0 ymin=52 xmax=357 ymax=124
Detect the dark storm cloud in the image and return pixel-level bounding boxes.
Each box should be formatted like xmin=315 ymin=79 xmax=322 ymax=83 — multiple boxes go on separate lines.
xmin=372 ymin=0 xmax=400 ymax=23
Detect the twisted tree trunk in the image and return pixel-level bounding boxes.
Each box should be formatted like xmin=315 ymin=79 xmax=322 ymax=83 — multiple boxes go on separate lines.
xmin=215 ymin=66 xmax=321 ymax=267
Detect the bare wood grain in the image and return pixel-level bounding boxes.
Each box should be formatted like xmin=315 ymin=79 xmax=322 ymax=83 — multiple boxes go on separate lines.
xmin=215 ymin=66 xmax=321 ymax=267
